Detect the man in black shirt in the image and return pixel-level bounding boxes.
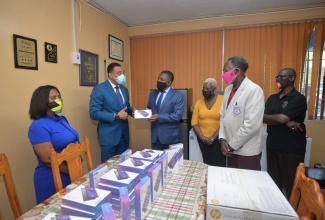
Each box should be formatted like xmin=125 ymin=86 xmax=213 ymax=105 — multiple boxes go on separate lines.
xmin=263 ymin=67 xmax=307 ymax=199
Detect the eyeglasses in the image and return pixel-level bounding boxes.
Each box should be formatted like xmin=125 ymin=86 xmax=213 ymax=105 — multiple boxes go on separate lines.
xmin=275 ymin=75 xmax=293 ymax=79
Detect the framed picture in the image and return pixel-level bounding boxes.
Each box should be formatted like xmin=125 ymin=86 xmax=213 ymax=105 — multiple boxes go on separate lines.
xmin=109 ymin=35 xmax=124 ymax=61
xmin=45 ymin=42 xmax=57 ymax=63
xmin=13 ymin=34 xmax=38 ymax=70
xmin=79 ymin=50 xmax=99 ymax=86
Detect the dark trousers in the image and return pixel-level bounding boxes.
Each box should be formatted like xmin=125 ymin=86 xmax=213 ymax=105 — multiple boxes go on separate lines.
xmin=152 ymin=137 xmax=170 ymax=150
xmin=100 ymin=135 xmax=128 ymax=163
xmin=267 ymin=147 xmax=305 ymax=199
xmin=227 ymin=153 xmax=262 ymax=171
xmin=197 ymin=138 xmax=226 ymax=167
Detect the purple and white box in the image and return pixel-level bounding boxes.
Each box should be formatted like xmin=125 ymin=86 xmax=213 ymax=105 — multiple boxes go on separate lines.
xmin=147 ymin=163 xmax=162 ymax=202
xmin=101 ymin=203 xmax=116 ymax=220
xmin=89 ymin=164 xmax=107 ymax=188
xmin=119 ymin=158 xmax=153 ymax=179
xmin=42 ymin=213 xmax=91 ymax=220
xmin=119 ymin=187 xmax=131 ymax=220
xmin=169 ymin=143 xmax=184 ymax=165
xmin=61 ymin=204 xmax=102 ymax=219
xmin=121 ymin=149 xmax=132 ymax=162
xmin=61 ymin=185 xmax=111 ymax=213
xmin=157 ymin=153 xmax=168 ymax=187
xmin=130 ymin=151 xmax=159 ymax=163
xmin=142 ymin=149 xmax=164 ymax=157
xmin=134 ymin=176 xmax=152 ymax=220
xmin=164 ymin=147 xmax=180 ymax=176
xmin=99 ymin=169 xmax=139 ymax=190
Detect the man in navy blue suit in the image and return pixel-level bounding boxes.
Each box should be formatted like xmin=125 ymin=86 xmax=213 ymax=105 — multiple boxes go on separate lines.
xmin=89 ymin=63 xmax=133 ymax=162
xmin=147 ymin=70 xmax=184 ymax=150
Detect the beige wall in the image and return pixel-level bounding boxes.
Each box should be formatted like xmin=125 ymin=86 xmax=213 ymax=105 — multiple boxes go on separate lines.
xmin=0 ymin=1 xmax=324 ymax=219
xmin=0 ymin=1 xmax=129 ymax=219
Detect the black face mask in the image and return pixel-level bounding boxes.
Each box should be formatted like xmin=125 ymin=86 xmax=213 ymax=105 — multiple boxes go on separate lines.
xmin=157 ymin=81 xmax=168 ymax=91
xmin=202 ymin=90 xmax=213 ymax=99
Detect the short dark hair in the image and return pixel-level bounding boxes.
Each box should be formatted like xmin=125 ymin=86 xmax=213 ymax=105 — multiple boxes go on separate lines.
xmin=228 ymin=56 xmax=249 ymax=73
xmin=107 ymin=62 xmax=121 ymax=73
xmin=29 ymin=85 xmax=60 ymax=120
xmin=281 ymin=67 xmax=297 ymax=78
xmin=160 ymin=70 xmax=174 ymax=83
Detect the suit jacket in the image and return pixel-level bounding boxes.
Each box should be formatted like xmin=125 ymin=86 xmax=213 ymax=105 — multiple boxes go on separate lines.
xmin=219 ymin=77 xmax=264 ymax=156
xmin=89 ymin=80 xmax=133 ymax=146
xmin=147 ymin=88 xmax=184 ymax=145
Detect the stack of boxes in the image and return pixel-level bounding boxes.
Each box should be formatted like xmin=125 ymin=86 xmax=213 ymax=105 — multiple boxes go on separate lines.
xmin=57 ymin=145 xmax=184 ymax=219
xmin=60 ymin=185 xmax=112 ymax=219
xmin=97 ymin=169 xmax=139 ymax=213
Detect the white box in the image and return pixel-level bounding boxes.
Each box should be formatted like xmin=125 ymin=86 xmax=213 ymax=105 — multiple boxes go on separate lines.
xmin=42 ymin=213 xmax=91 ymax=220
xmin=121 ymin=149 xmax=132 ymax=162
xmin=157 ymin=153 xmax=167 ymax=187
xmin=99 ymin=169 xmax=139 ymax=190
xmin=130 ymin=151 xmax=159 ymax=163
xmin=147 ymin=163 xmax=162 ymax=202
xmin=61 ymin=185 xmax=111 ymax=213
xmin=169 ymin=143 xmax=183 ymax=165
xmin=89 ymin=164 xmax=107 ymax=188
xmin=134 ymin=109 xmax=152 ymax=120
xmin=119 ymin=158 xmax=153 ymax=179
xmin=163 ymin=147 xmax=179 ymax=176
xmin=61 ymin=204 xmax=102 ymax=219
xmin=206 ymin=166 xmax=299 ymax=220
xmin=101 ymin=203 xmax=116 ymax=220
xmin=134 ymin=176 xmax=152 ymax=220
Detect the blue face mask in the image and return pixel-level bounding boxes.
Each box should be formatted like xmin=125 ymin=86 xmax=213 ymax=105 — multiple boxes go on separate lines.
xmin=116 ymin=74 xmax=126 ymax=85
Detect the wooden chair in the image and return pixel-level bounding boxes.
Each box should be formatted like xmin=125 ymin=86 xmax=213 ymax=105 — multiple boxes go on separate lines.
xmin=50 ymin=136 xmax=94 ymax=192
xmin=0 ymin=153 xmax=22 ymax=219
xmin=289 ymin=163 xmax=325 ymax=220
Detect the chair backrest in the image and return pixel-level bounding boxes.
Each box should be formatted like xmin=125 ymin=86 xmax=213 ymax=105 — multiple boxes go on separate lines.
xmin=50 ymin=136 xmax=94 ymax=192
xmin=0 ymin=153 xmax=22 ymax=219
xmin=289 ymin=163 xmax=325 ymax=220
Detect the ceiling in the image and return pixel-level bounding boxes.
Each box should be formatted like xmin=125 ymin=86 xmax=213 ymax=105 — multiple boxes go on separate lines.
xmin=86 ymin=0 xmax=325 ymax=27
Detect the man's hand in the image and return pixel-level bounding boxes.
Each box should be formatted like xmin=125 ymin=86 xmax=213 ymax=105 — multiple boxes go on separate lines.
xmin=118 ymin=107 xmax=129 ymax=120
xmin=286 ymin=120 xmax=302 ymax=132
xmin=148 ymin=114 xmax=158 ymax=122
xmin=220 ymin=140 xmax=233 ymax=157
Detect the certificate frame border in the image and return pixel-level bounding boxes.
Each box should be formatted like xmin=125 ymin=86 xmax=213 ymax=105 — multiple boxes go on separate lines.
xmin=108 ymin=35 xmax=124 ymax=62
xmin=13 ymin=34 xmax=38 ymax=70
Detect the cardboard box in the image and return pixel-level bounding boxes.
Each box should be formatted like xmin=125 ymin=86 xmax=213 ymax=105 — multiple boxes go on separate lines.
xmin=60 ymin=204 xmax=102 ymax=219
xmin=206 ymin=166 xmax=299 ymax=220
xmin=134 ymin=109 xmax=152 ymax=120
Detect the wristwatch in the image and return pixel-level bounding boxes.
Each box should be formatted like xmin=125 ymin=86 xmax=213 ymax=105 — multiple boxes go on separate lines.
xmin=114 ymin=113 xmax=120 ymax=120
xmin=218 ymin=138 xmax=226 ymax=143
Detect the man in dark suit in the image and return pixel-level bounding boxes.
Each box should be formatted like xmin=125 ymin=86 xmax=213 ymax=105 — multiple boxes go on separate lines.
xmin=147 ymin=70 xmax=184 ymax=150
xmin=89 ymin=63 xmax=133 ymax=162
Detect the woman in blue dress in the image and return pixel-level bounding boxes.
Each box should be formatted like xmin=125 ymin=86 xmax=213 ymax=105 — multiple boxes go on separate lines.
xmin=28 ymin=85 xmax=79 ymax=204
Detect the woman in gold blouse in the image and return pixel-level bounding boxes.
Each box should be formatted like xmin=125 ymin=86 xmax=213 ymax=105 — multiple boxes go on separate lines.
xmin=191 ymin=78 xmax=226 ymax=166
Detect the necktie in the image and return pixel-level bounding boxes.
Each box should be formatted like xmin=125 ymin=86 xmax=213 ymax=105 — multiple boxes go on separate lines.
xmin=156 ymin=91 xmax=165 ymax=111
xmin=227 ymin=87 xmax=237 ymax=108
xmin=115 ymin=86 xmax=124 ymax=109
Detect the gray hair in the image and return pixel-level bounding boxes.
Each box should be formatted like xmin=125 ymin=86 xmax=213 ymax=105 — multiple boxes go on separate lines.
xmin=204 ymin=78 xmax=217 ymax=89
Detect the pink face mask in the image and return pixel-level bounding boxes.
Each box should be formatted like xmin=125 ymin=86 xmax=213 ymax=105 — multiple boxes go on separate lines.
xmin=222 ymin=68 xmax=239 ymax=84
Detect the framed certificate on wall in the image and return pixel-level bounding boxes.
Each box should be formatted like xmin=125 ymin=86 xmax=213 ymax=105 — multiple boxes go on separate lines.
xmin=109 ymin=35 xmax=124 ymax=62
